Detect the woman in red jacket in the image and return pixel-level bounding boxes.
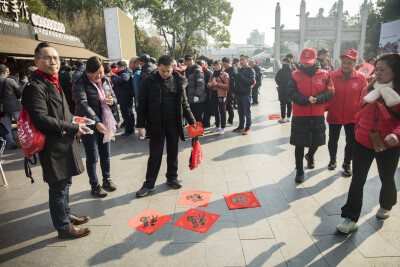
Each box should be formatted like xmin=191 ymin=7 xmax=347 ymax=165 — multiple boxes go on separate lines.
xmin=287 ymin=48 xmax=335 ymax=183
xmin=208 ymin=60 xmax=230 ymax=135
xmin=337 ymin=53 xmax=400 ymax=234
xmin=327 ymin=49 xmax=368 ymax=176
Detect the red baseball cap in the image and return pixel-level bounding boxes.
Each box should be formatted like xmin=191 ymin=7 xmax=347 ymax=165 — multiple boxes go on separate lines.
xmin=340 ymin=48 xmax=358 ymax=60
xmin=256 ymin=60 xmax=260 ymax=64
xmin=299 ymin=48 xmax=317 ymax=63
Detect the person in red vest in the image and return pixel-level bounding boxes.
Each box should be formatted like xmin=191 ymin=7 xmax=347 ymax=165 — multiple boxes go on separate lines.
xmin=337 ymin=53 xmax=400 ymax=234
xmin=326 ymin=48 xmax=367 ymax=176
xmin=287 ymin=48 xmax=335 ymax=183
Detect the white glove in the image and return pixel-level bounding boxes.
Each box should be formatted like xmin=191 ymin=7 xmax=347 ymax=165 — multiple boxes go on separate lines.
xmin=193 ymin=96 xmax=199 ymax=103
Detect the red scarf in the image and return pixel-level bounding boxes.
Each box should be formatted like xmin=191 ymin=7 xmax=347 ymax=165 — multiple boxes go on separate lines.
xmin=35 ymin=69 xmax=62 ymax=95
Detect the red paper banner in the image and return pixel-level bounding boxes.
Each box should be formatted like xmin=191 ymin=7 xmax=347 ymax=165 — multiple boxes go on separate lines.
xmin=358 ymin=63 xmax=374 ymax=77
xmin=268 ymin=114 xmax=281 ymax=120
xmin=174 ymin=209 xmax=220 ymax=233
xmin=224 ymin=192 xmax=261 ymax=210
xmin=177 ymin=191 xmax=212 ymax=207
xmin=125 ymin=209 xmax=172 ymax=235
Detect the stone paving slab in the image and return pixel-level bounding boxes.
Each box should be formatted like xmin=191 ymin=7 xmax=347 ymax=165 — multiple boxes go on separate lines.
xmin=1 ymin=79 xmax=400 ymax=266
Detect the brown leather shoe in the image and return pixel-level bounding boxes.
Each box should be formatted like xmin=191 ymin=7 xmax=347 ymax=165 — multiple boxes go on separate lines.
xmin=69 ymin=214 xmax=90 ymax=225
xmin=58 ymin=225 xmax=91 ymax=239
xmin=233 ymin=127 xmax=245 ymax=132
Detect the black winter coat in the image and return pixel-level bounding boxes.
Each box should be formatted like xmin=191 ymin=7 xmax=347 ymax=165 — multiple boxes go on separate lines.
xmin=21 ymin=72 xmax=84 ymax=183
xmin=235 ymin=66 xmax=255 ymax=96
xmin=72 ymin=66 xmax=85 ymax=83
xmin=0 ymin=76 xmax=22 ymax=113
xmin=275 ymin=64 xmax=292 ymax=103
xmin=224 ymin=65 xmax=238 ymax=94
xmin=185 ymin=64 xmax=205 ymax=103
xmin=111 ymin=68 xmax=133 ymax=105
xmin=137 ymin=71 xmax=196 ymax=141
xmin=253 ymin=64 xmax=263 ymax=85
xmin=72 ymin=74 xmax=117 ymax=124
xmin=139 ymin=63 xmax=157 ymax=89
xmin=58 ymin=65 xmax=74 ymax=114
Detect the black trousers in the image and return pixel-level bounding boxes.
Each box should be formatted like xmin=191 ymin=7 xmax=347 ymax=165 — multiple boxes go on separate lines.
xmin=226 ymin=91 xmax=234 ymax=124
xmin=144 ymin=126 xmax=179 ymax=188
xmin=280 ymin=101 xmax=292 ymax=119
xmin=328 ymin=123 xmax=355 ymax=165
xmin=341 ymin=141 xmax=400 ymax=222
xmin=252 ymin=84 xmax=261 ymax=104
xmin=295 ymin=146 xmax=318 ymax=172
xmin=189 ymin=103 xmax=203 ymax=123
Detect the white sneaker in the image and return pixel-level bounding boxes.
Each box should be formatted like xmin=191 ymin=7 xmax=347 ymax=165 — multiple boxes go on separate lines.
xmin=278 ymin=118 xmax=286 ymax=123
xmin=286 ymin=117 xmax=291 ymax=122
xmin=218 ymin=128 xmax=225 ymax=135
xmin=376 ymin=207 xmax=390 ymax=219
xmin=211 ymin=127 xmax=220 ymax=133
xmin=336 ymin=218 xmax=358 ymax=234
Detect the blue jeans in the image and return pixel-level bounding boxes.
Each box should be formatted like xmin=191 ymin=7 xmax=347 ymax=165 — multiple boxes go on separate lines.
xmin=120 ymin=99 xmax=135 ymax=134
xmin=48 ymin=177 xmax=72 ymax=232
xmin=1 ymin=111 xmax=19 ymax=146
xmin=81 ymin=130 xmax=111 ymax=189
xmin=237 ymin=94 xmax=252 ymax=128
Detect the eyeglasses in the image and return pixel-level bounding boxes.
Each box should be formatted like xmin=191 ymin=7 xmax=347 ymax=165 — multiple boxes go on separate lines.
xmin=38 ymin=56 xmax=60 ymax=63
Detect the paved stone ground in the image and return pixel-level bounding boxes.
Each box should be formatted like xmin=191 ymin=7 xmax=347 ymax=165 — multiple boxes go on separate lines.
xmin=0 ymin=78 xmax=400 ymax=267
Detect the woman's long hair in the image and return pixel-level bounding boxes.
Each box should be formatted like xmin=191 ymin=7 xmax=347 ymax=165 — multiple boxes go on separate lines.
xmin=368 ymin=53 xmax=400 ymax=92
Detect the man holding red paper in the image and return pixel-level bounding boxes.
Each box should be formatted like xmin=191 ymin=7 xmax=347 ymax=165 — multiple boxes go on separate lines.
xmin=136 ymin=55 xmax=196 ymax=197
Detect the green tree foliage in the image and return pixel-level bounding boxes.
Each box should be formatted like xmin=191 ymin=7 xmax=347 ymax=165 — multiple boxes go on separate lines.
xmin=135 ymin=27 xmax=165 ymax=59
xmin=134 ymin=0 xmax=233 ymax=58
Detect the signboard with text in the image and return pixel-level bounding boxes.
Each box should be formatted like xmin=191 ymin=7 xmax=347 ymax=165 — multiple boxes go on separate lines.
xmin=378 ymin=19 xmax=400 ymax=55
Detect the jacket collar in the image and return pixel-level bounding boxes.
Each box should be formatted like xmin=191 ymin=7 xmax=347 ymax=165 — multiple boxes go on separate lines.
xmin=333 ymin=68 xmax=362 ymax=79
xmin=31 ymin=72 xmax=63 ymax=104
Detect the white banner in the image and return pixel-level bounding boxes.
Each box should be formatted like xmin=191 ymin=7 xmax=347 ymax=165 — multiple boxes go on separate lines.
xmin=379 ymin=19 xmax=400 ymax=54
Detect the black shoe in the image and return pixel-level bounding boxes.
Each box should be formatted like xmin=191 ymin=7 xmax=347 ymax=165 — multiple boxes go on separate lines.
xmin=295 ymin=171 xmax=305 ymax=183
xmin=102 ymin=178 xmax=117 ymax=192
xmin=202 ymin=123 xmax=211 ymax=128
xmin=305 ymin=154 xmax=315 ymax=169
xmin=166 ymin=180 xmax=182 ymax=189
xmin=136 ymin=186 xmax=155 ymax=197
xmin=342 ymin=163 xmax=352 ymax=177
xmin=328 ymin=160 xmax=337 ymax=170
xmin=91 ymin=185 xmax=108 ymax=198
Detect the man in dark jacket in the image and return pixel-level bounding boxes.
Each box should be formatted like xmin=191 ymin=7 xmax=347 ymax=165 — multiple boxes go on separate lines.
xmin=249 ymin=60 xmax=262 ymax=105
xmin=199 ymin=60 xmax=213 ymax=127
xmin=275 ymin=58 xmax=293 ymax=123
xmin=232 ymin=55 xmax=255 ymax=135
xmin=21 ymin=42 xmax=90 ymax=238
xmin=58 ymin=59 xmax=74 ymax=114
xmin=138 ymin=54 xmax=157 ymax=89
xmin=111 ymin=61 xmax=135 ymax=136
xmin=184 ymin=55 xmax=205 ymax=122
xmin=222 ymin=57 xmax=237 ymax=125
xmin=316 ymin=48 xmax=329 ymax=70
xmin=72 ymin=60 xmax=85 ymax=83
xmin=136 ymin=55 xmax=196 ymax=197
xmin=0 ymin=64 xmax=21 ymax=149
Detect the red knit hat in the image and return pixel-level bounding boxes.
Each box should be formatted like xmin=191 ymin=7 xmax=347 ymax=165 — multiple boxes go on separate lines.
xmin=299 ymin=48 xmax=317 ymax=64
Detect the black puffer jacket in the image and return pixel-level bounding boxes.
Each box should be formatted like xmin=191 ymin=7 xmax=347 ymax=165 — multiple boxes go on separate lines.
xmin=235 ymin=66 xmax=255 ymax=96
xmin=58 ymin=65 xmax=74 ymax=114
xmin=224 ymin=65 xmax=238 ymax=94
xmin=139 ymin=63 xmax=157 ymax=89
xmin=185 ymin=64 xmax=205 ymax=103
xmin=0 ymin=76 xmax=21 ymax=113
xmin=72 ymin=74 xmax=117 ymax=124
xmin=137 ymin=71 xmax=196 ymax=141
xmin=275 ymin=63 xmax=292 ymax=103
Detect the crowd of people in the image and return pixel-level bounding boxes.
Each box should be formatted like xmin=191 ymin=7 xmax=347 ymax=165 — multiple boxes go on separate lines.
xmin=1 ymin=41 xmax=399 ymax=239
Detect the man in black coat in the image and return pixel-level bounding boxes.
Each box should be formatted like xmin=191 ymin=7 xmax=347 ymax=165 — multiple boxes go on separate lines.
xmin=184 ymin=55 xmax=205 ymax=122
xmin=198 ymin=60 xmax=213 ymax=127
xmin=249 ymin=60 xmax=262 ymax=105
xmin=136 ymin=55 xmax=196 ymax=197
xmin=58 ymin=59 xmax=74 ymax=114
xmin=21 ymin=42 xmax=90 ymax=239
xmin=222 ymin=57 xmax=238 ymax=125
xmin=275 ymin=58 xmax=293 ymax=123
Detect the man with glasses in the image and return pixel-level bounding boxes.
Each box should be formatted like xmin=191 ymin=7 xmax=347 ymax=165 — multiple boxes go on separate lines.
xmin=21 ymin=42 xmax=90 ymax=239
xmin=0 ymin=64 xmax=21 ymax=149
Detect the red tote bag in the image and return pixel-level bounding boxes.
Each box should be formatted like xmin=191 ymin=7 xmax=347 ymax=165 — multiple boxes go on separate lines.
xmin=189 ymin=137 xmax=203 ymax=170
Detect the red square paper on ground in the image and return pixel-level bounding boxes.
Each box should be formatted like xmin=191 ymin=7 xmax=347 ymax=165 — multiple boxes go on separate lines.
xmin=125 ymin=209 xmax=172 ymax=235
xmin=174 ymin=209 xmax=220 ymax=234
xmin=177 ymin=191 xmax=212 ymax=207
xmin=224 ymin=192 xmax=261 ymax=210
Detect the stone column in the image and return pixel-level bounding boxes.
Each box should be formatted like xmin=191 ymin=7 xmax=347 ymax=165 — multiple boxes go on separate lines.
xmin=333 ymin=0 xmax=343 ymax=69
xmin=299 ymin=0 xmax=306 ymax=56
xmin=273 ymin=2 xmax=281 ymax=71
xmin=358 ymin=0 xmax=368 ymax=63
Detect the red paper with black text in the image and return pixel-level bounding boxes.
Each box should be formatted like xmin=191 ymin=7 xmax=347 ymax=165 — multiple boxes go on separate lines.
xmin=125 ymin=209 xmax=172 ymax=235
xmin=358 ymin=63 xmax=374 ymax=77
xmin=174 ymin=209 xmax=220 ymax=234
xmin=224 ymin=192 xmax=261 ymax=210
xmin=268 ymin=114 xmax=281 ymax=120
xmin=187 ymin=122 xmax=204 ymax=138
xmin=177 ymin=191 xmax=212 ymax=207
